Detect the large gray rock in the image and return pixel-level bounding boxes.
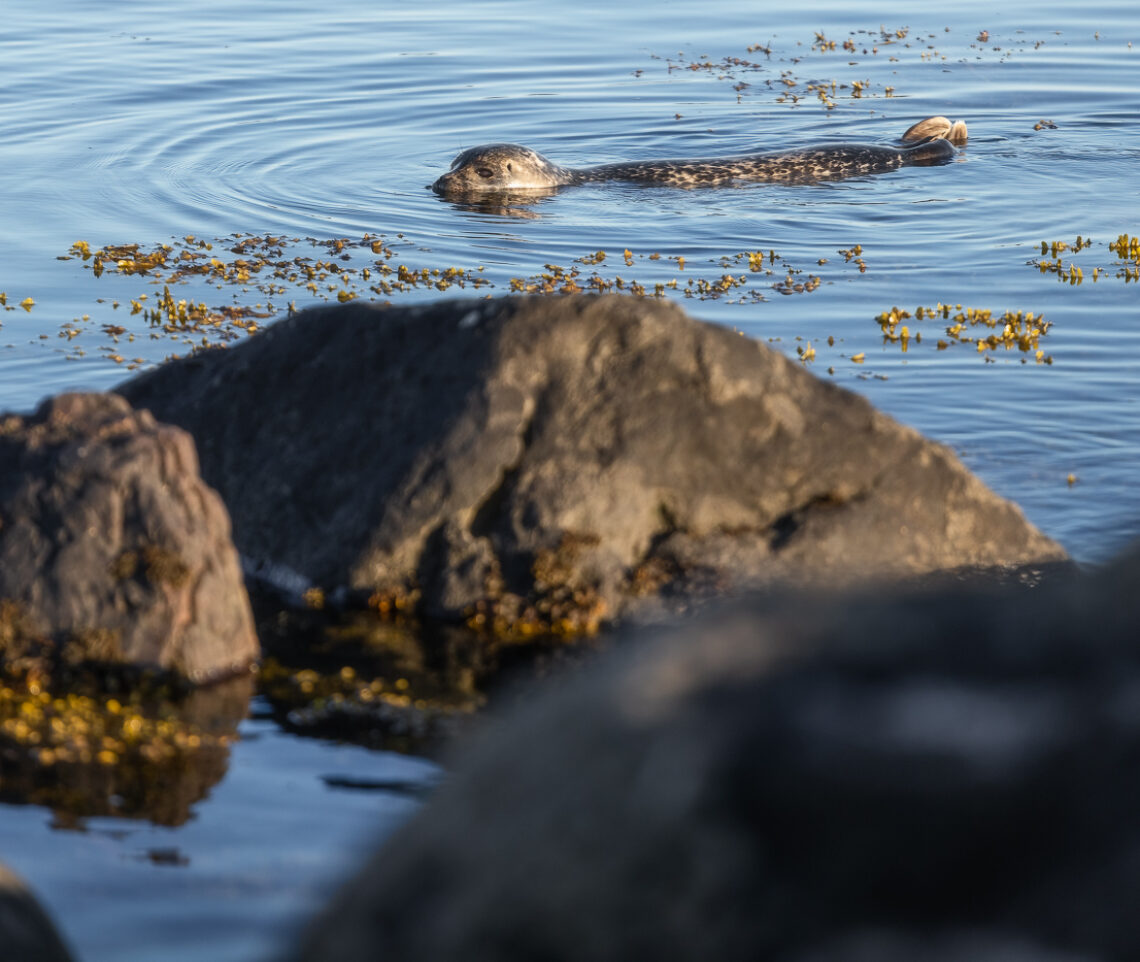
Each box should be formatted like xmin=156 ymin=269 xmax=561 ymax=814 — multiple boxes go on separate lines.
xmin=0 ymin=862 xmax=73 ymax=962
xmin=0 ymin=392 xmax=258 ymax=681
xmin=289 ymin=541 xmax=1140 ymax=962
xmin=118 ymin=296 xmax=1065 ymax=631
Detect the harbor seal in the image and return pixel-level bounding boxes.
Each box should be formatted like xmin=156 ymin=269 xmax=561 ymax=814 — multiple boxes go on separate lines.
xmin=432 ymin=116 xmax=967 ymax=195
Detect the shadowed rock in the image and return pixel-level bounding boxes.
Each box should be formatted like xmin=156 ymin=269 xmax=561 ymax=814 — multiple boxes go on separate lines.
xmin=117 ymin=296 xmax=1065 ymax=633
xmin=0 ymin=862 xmax=73 ymax=962
xmin=0 ymin=392 xmax=258 ymax=681
xmin=289 ymin=540 xmax=1140 ymax=962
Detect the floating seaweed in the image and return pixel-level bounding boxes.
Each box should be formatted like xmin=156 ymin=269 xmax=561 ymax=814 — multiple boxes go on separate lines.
xmin=876 ymin=302 xmax=1053 ymax=363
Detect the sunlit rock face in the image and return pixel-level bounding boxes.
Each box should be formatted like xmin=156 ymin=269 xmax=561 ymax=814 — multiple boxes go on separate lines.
xmin=117 ymin=295 xmax=1064 ymax=637
xmin=0 ymin=391 xmax=258 ymax=682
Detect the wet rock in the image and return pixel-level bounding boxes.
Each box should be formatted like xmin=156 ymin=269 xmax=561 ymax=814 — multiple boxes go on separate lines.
xmin=0 ymin=392 xmax=258 ymax=681
xmin=289 ymin=541 xmax=1140 ymax=962
xmin=0 ymin=862 xmax=74 ymax=962
xmin=117 ymin=296 xmax=1065 ymax=632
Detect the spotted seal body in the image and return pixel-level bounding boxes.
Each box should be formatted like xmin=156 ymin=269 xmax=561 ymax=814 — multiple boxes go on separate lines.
xmin=432 ymin=116 xmax=967 ymax=195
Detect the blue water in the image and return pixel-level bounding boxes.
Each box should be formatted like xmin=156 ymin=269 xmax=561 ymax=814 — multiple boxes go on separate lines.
xmin=0 ymin=708 xmax=437 ymax=961
xmin=1 ymin=1 xmax=1138 ymax=959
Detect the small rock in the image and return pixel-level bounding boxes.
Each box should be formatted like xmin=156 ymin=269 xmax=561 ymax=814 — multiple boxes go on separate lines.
xmin=0 ymin=392 xmax=258 ymax=681
xmin=0 ymin=862 xmax=74 ymax=962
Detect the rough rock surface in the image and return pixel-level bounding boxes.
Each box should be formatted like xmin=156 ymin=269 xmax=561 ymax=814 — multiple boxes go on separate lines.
xmin=290 ymin=541 xmax=1140 ymax=962
xmin=0 ymin=392 xmax=258 ymax=681
xmin=118 ymin=296 xmax=1065 ymax=629
xmin=0 ymin=862 xmax=74 ymax=962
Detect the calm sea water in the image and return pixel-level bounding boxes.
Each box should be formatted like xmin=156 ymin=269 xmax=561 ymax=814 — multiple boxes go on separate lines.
xmin=1 ymin=1 xmax=1138 ymax=959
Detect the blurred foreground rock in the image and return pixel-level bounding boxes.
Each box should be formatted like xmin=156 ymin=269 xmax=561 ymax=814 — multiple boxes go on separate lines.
xmin=0 ymin=862 xmax=73 ymax=962
xmin=0 ymin=392 xmax=258 ymax=681
xmin=291 ymin=540 xmax=1140 ymax=962
xmin=117 ymin=295 xmax=1064 ymax=634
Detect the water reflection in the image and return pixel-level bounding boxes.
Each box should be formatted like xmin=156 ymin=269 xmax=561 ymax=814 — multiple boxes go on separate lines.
xmin=0 ymin=675 xmax=252 ymax=827
xmin=253 ymin=597 xmax=595 ymax=754
xmin=429 ymin=186 xmax=558 ymax=218
xmin=0 ymin=593 xmax=591 ymax=825
xmin=255 ymin=602 xmax=485 ymax=754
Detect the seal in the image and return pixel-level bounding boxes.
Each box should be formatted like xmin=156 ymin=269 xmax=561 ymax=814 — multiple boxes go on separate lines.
xmin=431 ymin=116 xmax=967 ymax=195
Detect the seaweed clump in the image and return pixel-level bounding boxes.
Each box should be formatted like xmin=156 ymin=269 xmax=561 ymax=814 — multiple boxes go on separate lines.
xmin=0 ymin=601 xmax=248 ymax=826
xmin=252 ymin=585 xmax=602 ymax=754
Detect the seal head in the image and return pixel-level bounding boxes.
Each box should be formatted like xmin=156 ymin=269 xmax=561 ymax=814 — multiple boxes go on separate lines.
xmin=431 ymin=144 xmax=574 ymax=194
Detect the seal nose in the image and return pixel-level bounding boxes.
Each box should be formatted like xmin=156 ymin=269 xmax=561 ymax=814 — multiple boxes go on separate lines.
xmin=430 ymin=171 xmax=452 ymax=194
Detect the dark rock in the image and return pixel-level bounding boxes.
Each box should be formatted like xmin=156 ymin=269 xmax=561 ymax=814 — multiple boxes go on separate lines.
xmin=289 ymin=541 xmax=1140 ymax=962
xmin=117 ymin=296 xmax=1065 ymax=632
xmin=789 ymin=931 xmax=1100 ymax=962
xmin=0 ymin=393 xmax=258 ymax=681
xmin=0 ymin=862 xmax=74 ymax=962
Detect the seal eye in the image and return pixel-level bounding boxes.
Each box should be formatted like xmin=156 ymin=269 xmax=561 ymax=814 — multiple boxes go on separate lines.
xmin=476 ymin=166 xmax=494 ymax=179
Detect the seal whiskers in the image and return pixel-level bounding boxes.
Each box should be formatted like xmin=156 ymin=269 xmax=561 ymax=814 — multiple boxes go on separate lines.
xmin=431 ymin=116 xmax=968 ymax=195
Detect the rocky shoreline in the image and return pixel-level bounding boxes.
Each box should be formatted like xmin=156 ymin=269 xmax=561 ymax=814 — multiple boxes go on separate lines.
xmin=4 ymin=295 xmax=1129 ymax=961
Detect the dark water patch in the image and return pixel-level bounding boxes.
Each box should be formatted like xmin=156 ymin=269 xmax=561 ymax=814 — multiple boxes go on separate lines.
xmin=319 ymin=774 xmax=440 ymax=797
